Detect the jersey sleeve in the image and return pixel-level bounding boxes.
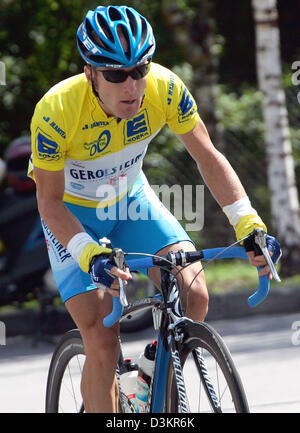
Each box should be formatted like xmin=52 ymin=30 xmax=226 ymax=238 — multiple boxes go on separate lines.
xmin=165 ymin=71 xmax=200 ymax=135
xmin=30 ymin=95 xmax=67 ymax=173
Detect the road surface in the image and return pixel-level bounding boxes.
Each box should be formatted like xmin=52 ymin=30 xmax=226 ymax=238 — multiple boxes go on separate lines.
xmin=0 ymin=312 xmax=299 ymax=413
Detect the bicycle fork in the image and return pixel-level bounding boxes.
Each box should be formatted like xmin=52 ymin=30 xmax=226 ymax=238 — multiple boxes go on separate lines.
xmin=151 ymin=322 xmax=190 ymax=413
xmin=192 ymin=347 xmax=222 ymax=412
xmin=167 ymin=330 xmax=190 ymax=413
xmin=150 ymin=321 xmax=222 ymax=414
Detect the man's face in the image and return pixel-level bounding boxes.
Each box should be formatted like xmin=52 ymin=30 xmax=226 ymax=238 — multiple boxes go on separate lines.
xmin=84 ymin=63 xmax=148 ymax=120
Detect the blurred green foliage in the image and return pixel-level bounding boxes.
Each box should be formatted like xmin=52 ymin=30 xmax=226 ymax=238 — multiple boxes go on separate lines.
xmin=0 ymin=0 xmax=299 ymax=248
xmin=1 ymin=0 xmax=298 ymax=147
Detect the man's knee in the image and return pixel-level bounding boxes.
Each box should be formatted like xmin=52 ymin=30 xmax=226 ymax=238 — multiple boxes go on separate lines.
xmin=66 ymin=290 xmax=119 ymax=360
xmin=189 ymin=275 xmax=209 ymax=305
xmin=81 ymin=322 xmax=120 ymax=367
xmin=184 ymin=271 xmax=209 ymax=321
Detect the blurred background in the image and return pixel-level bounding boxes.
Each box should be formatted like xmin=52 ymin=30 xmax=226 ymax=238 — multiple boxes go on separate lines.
xmin=0 ymin=0 xmax=299 ymax=321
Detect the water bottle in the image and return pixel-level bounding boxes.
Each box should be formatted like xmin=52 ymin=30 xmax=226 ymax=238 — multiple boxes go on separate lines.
xmin=119 ymin=358 xmax=138 ymax=412
xmin=135 ymin=340 xmax=157 ymax=413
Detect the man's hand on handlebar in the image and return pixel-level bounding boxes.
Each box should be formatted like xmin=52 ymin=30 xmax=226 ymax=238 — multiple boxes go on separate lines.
xmin=89 ymin=253 xmax=132 ymax=298
xmin=246 ymin=250 xmax=272 ymax=277
xmin=106 ymin=265 xmax=132 ymax=298
xmin=244 ymin=229 xmax=282 ymax=279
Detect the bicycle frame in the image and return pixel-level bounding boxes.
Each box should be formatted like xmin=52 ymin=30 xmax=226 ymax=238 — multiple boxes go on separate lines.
xmin=120 ymin=267 xmax=192 ymax=413
xmin=106 ymin=232 xmax=280 ymax=413
xmin=45 ymin=231 xmax=279 ymax=414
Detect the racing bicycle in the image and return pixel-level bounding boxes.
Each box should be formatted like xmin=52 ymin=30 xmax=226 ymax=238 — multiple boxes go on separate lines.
xmin=45 ymin=228 xmax=280 ymax=413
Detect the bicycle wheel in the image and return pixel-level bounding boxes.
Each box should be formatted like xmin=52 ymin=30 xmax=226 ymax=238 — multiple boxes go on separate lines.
xmin=45 ymin=329 xmax=85 ymax=413
xmin=165 ymin=321 xmax=249 ymax=413
xmin=45 ymin=329 xmax=130 ymax=413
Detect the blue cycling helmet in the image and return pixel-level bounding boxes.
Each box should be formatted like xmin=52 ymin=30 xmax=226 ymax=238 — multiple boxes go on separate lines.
xmin=76 ymin=5 xmax=156 ymax=68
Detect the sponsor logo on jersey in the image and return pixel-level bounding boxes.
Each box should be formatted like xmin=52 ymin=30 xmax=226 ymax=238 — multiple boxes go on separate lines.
xmin=35 ymin=128 xmax=62 ymax=161
xmin=43 ymin=115 xmax=66 ymax=138
xmin=69 ymin=153 xmax=143 ymax=181
xmin=177 ymin=86 xmax=196 ymax=123
xmin=81 ymin=121 xmax=110 ymax=130
xmin=167 ymin=74 xmax=175 ymax=105
xmin=83 ymin=130 xmax=111 ymax=158
xmin=70 ymin=182 xmax=85 ymax=191
xmin=124 ymin=110 xmax=151 ymax=145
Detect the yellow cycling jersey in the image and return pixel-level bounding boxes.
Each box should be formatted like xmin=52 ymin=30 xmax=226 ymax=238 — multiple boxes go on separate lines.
xmin=29 ymin=62 xmax=200 ymax=207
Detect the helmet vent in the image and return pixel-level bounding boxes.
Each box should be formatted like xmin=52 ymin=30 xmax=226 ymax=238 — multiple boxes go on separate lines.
xmin=137 ymin=45 xmax=152 ymax=62
xmin=126 ymin=9 xmax=138 ymax=39
xmin=108 ymin=7 xmax=122 ymax=21
xmin=86 ymin=19 xmax=110 ymax=50
xmin=96 ymin=13 xmax=114 ymax=42
xmin=118 ymin=25 xmax=131 ymax=60
xmin=139 ymin=19 xmax=148 ymax=48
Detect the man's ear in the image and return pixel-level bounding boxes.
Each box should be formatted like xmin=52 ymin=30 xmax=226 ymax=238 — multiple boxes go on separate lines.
xmin=84 ymin=64 xmax=92 ymax=86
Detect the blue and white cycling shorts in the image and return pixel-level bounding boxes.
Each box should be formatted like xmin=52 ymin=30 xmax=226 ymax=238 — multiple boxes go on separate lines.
xmin=41 ymin=172 xmax=193 ymax=303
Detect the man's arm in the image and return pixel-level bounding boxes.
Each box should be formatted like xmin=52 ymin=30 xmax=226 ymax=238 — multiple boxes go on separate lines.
xmin=177 ymin=119 xmax=271 ymax=273
xmin=34 ymin=166 xmax=131 ymax=288
xmin=34 ymin=166 xmax=85 ymax=248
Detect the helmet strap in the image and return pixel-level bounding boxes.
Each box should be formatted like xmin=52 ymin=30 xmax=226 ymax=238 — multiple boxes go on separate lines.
xmin=89 ymin=65 xmax=104 ymax=104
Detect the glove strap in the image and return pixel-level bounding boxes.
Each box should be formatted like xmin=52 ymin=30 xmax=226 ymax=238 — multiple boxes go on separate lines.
xmin=235 ymin=215 xmax=267 ymax=242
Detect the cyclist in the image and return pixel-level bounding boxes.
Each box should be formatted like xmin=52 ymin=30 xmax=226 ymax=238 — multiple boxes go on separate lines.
xmin=29 ymin=6 xmax=281 ymax=412
xmin=1 ymin=136 xmax=37 ymax=264
xmin=5 ymin=136 xmax=36 ymax=194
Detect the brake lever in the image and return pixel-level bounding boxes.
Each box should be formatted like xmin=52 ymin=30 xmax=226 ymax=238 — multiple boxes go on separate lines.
xmin=111 ymin=248 xmax=128 ymax=307
xmin=254 ymin=229 xmax=281 ymax=282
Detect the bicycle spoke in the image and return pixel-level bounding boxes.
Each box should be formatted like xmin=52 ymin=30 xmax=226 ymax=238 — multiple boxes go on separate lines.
xmin=199 ymin=353 xmax=230 ymax=411
xmin=58 ymin=354 xmax=85 ymax=413
xmin=165 ymin=322 xmax=249 ymax=413
xmin=183 ymin=349 xmax=242 ymax=412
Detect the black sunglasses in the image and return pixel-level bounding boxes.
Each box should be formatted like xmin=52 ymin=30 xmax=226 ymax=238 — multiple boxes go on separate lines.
xmin=95 ymin=62 xmax=151 ymax=83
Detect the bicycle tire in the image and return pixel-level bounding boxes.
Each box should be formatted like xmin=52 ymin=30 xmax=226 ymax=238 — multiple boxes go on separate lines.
xmin=45 ymin=329 xmax=85 ymax=413
xmin=45 ymin=329 xmax=131 ymax=413
xmin=165 ymin=321 xmax=249 ymax=413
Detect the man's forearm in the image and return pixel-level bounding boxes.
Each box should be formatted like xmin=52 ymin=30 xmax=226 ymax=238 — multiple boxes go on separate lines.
xmin=197 ymin=149 xmax=247 ymax=208
xmin=38 ymin=198 xmax=85 ymax=248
